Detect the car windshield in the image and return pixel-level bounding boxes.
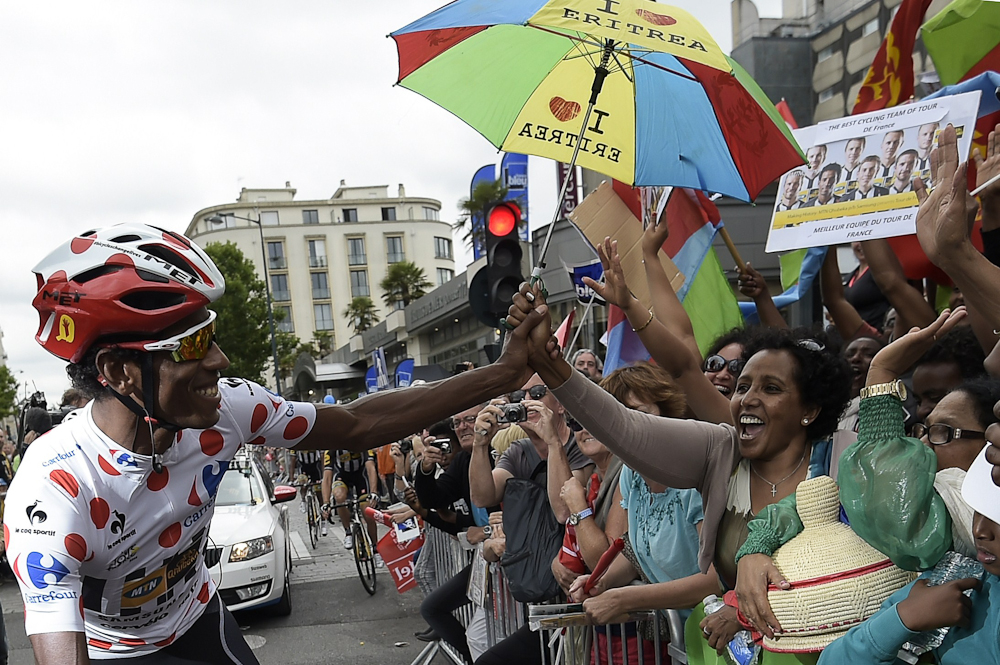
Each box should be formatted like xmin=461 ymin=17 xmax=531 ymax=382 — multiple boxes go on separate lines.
xmin=216 ymin=465 xmax=265 ymax=506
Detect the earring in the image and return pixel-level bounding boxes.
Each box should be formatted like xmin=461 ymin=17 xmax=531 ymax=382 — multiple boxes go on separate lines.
xmin=801 ymin=418 xmax=809 ymax=426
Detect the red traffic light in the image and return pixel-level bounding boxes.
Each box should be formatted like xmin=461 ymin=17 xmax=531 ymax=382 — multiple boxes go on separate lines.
xmin=487 ymin=202 xmax=520 ymax=236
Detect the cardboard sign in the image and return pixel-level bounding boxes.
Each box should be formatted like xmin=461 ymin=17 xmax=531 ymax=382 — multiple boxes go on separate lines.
xmin=765 ymin=91 xmax=980 ymax=253
xmin=569 ymin=181 xmax=684 ymax=307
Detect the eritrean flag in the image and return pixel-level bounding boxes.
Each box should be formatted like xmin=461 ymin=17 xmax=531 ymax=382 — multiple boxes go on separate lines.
xmin=603 ymin=182 xmax=742 ymax=373
xmin=852 ymin=0 xmax=932 ymax=114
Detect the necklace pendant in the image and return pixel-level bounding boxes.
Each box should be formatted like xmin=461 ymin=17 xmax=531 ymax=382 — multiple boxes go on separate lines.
xmin=770 ymin=484 xmax=777 ymax=497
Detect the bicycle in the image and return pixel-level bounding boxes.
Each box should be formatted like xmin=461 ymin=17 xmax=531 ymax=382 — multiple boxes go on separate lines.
xmin=295 ymin=477 xmax=323 ymax=549
xmin=330 ymin=493 xmax=377 ymax=595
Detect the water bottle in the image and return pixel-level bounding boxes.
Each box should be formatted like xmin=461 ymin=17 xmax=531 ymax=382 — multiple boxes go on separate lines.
xmin=898 ymin=551 xmax=984 ymax=663
xmin=702 ymin=595 xmax=761 ymax=665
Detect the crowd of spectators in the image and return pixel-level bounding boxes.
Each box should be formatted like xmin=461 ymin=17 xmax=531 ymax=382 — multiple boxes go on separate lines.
xmin=394 ymin=123 xmax=1000 ymax=665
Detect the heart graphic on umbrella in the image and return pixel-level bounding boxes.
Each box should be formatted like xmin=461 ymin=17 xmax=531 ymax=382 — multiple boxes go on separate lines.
xmin=549 ymin=96 xmax=581 ymax=122
xmin=635 ymin=9 xmax=676 ymax=26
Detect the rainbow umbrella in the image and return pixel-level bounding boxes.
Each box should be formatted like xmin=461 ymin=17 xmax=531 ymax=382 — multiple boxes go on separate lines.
xmin=391 ymin=0 xmax=804 ymax=268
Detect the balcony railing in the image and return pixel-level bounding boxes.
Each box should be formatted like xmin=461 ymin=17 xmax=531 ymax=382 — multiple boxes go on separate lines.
xmin=272 ymin=290 xmax=291 ymax=302
xmin=387 ymin=252 xmax=405 ymax=264
xmin=309 ymin=255 xmax=327 ymax=268
xmin=268 ymin=257 xmax=287 ymax=270
xmin=312 ymin=288 xmax=330 ymax=300
xmin=348 ymin=254 xmax=367 ymax=266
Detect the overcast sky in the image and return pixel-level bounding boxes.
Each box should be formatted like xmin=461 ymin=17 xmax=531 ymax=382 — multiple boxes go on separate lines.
xmin=0 ymin=0 xmax=783 ymax=404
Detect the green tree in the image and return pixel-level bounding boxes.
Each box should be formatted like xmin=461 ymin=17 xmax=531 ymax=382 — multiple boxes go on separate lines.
xmin=313 ymin=331 xmax=335 ymax=357
xmin=379 ymin=261 xmax=432 ymax=310
xmin=0 ymin=366 xmax=18 ymax=419
xmin=203 ymin=242 xmax=271 ymax=383
xmin=343 ymin=296 xmax=379 ymax=334
xmin=275 ymin=329 xmax=303 ymax=385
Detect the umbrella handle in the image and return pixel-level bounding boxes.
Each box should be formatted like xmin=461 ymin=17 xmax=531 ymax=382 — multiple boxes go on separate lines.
xmin=718 ymin=227 xmax=747 ymax=275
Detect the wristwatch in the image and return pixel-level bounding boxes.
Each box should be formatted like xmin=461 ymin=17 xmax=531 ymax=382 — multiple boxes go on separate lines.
xmin=568 ymin=507 xmax=593 ymax=526
xmin=859 ymin=379 xmax=907 ymax=401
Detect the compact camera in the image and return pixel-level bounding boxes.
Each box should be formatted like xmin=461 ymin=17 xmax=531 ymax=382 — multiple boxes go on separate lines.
xmin=498 ymin=401 xmax=527 ymax=424
xmin=399 ymin=438 xmax=413 ymax=455
xmin=431 ymin=438 xmax=453 ymax=455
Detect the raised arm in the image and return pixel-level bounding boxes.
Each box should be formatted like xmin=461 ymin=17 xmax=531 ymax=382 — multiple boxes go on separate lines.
xmin=641 ymin=219 xmax=704 ymax=362
xmin=737 ymin=262 xmax=788 ymax=330
xmin=820 ymin=248 xmax=868 ymax=340
xmin=468 ymin=405 xmax=512 ymax=508
xmin=859 ymin=238 xmax=935 ymax=331
xmin=298 ymin=310 xmax=544 ymax=451
xmin=585 ymin=237 xmax=733 ymax=425
xmin=916 ymin=125 xmax=1000 ymax=350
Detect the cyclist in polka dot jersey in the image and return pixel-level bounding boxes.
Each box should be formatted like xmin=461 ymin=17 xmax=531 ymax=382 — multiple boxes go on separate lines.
xmin=6 ymin=224 xmax=545 ymax=664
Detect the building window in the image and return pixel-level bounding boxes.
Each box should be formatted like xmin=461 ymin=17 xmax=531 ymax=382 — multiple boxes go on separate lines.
xmin=392 ymin=300 xmax=405 ymax=311
xmin=271 ymin=274 xmax=290 ymax=302
xmin=862 ymin=18 xmax=879 ymax=37
xmin=343 ymin=208 xmax=358 ymax=223
xmin=423 ymin=206 xmax=440 ymax=221
xmin=212 ymin=213 xmax=239 ymax=229
xmin=350 ymin=269 xmax=370 ymax=297
xmin=276 ymin=305 xmax=293 ymax=332
xmin=817 ymin=45 xmax=835 ymax=62
xmin=348 ymin=237 xmax=366 ymax=266
xmin=260 ymin=211 xmax=279 ymax=226
xmin=302 ymin=209 xmax=319 ymax=225
xmin=311 ymin=272 xmax=330 ymax=300
xmin=381 ymin=207 xmax=397 ymax=221
xmin=818 ymin=86 xmax=836 ymax=103
xmin=267 ymin=241 xmax=286 ymax=270
xmin=386 ymin=236 xmax=405 ymax=263
xmin=308 ymin=238 xmax=327 ymax=268
xmin=314 ymin=304 xmax=334 ymax=331
xmin=437 ymin=268 xmax=454 ymax=286
xmin=434 ymin=236 xmax=453 ymax=260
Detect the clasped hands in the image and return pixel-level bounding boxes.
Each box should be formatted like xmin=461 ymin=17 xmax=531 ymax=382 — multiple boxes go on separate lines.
xmin=505 ymin=282 xmax=563 ymax=370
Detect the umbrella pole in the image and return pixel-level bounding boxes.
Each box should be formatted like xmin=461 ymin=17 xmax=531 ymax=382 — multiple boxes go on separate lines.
xmin=531 ymin=40 xmax=616 ymax=287
xmin=717 ymin=227 xmax=748 ymax=274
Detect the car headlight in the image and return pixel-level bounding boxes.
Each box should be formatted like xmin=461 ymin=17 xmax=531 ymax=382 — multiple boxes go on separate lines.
xmin=228 ymin=536 xmax=273 ymax=562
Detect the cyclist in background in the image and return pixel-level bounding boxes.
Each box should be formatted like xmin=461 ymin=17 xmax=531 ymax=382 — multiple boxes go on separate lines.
xmin=292 ymin=449 xmax=324 ymax=514
xmin=322 ymin=449 xmax=380 ymax=564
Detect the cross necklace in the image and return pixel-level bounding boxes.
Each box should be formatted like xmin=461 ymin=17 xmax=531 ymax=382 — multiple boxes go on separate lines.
xmin=750 ymin=448 xmax=808 ymax=498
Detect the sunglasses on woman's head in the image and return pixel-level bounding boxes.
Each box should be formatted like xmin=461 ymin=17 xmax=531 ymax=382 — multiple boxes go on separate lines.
xmin=703 ymin=355 xmax=743 ymax=375
xmin=115 ymin=310 xmax=218 ymax=363
xmin=796 ymin=339 xmax=826 ymax=353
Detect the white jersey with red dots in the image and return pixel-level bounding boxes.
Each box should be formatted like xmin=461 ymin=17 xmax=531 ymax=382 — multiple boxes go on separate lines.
xmin=3 ymin=378 xmax=316 ymax=659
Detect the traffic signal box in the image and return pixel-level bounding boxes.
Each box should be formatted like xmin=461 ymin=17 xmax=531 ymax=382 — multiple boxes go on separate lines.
xmin=484 ymin=202 xmax=524 ymax=315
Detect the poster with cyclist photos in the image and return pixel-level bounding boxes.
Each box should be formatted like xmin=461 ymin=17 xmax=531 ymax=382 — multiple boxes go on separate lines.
xmin=765 ymin=90 xmax=980 ymax=253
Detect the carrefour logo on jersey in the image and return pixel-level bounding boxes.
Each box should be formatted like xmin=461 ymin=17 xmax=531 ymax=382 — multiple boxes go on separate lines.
xmin=108 ymin=448 xmax=138 ymax=468
xmin=26 ymin=589 xmax=79 ymax=604
xmin=41 ymin=450 xmax=76 ymax=467
xmin=25 ymin=552 xmax=70 ymax=589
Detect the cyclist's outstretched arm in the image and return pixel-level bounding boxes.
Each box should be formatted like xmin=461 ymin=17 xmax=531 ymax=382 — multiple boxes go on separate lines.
xmin=296 ymin=308 xmax=546 ymax=452
xmin=30 ymin=632 xmax=88 ymax=665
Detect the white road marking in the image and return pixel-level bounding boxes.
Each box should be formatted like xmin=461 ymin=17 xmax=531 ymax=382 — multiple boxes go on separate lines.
xmin=289 ymin=531 xmax=312 ymax=562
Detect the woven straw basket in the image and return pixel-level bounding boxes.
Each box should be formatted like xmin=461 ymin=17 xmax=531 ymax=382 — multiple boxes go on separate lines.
xmin=764 ymin=475 xmax=917 ymax=653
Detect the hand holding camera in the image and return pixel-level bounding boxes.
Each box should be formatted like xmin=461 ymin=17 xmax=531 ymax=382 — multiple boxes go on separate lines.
xmin=473 ymin=405 xmax=504 ymax=447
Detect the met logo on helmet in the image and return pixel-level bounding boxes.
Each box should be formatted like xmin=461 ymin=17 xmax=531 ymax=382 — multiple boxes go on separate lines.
xmin=25 ymin=552 xmax=71 ymax=589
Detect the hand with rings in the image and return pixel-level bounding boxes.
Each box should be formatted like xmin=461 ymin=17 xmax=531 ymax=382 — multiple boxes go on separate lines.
xmin=473 ymin=405 xmax=503 ymax=447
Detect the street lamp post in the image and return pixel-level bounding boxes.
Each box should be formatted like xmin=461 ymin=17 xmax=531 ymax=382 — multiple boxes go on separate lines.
xmin=207 ymin=212 xmax=283 ymax=395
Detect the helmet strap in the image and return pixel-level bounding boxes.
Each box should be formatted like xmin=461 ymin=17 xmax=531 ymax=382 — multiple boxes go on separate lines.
xmin=104 ymin=353 xmax=180 ymax=473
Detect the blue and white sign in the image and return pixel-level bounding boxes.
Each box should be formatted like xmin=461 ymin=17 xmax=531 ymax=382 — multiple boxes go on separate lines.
xmin=364 ymin=366 xmax=378 ymax=394
xmin=501 ymin=152 xmax=529 ymax=242
xmin=395 ymin=358 xmax=415 ymax=388
xmin=562 ymin=259 xmax=606 ymax=306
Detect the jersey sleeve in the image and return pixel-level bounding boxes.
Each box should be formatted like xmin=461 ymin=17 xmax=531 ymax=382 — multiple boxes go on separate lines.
xmin=5 ymin=467 xmax=94 ymax=635
xmin=219 ymin=379 xmax=317 ymax=449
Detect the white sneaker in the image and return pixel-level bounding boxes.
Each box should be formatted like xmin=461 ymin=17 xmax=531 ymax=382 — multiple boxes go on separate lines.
xmin=321 ymin=524 xmax=328 ymax=537
xmin=343 ymin=534 xmax=354 ymax=550
xmin=375 ymin=554 xmax=384 ymax=568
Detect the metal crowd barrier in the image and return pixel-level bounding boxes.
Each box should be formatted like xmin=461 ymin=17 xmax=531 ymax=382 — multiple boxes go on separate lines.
xmin=484 ymin=561 xmax=527 ymax=646
xmin=411 ymin=526 xmax=476 ymax=665
xmin=527 ymin=596 xmax=688 ymax=665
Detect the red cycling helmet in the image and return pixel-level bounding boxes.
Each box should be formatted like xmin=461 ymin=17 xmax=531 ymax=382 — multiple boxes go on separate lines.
xmin=32 ymin=223 xmax=226 ymax=363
